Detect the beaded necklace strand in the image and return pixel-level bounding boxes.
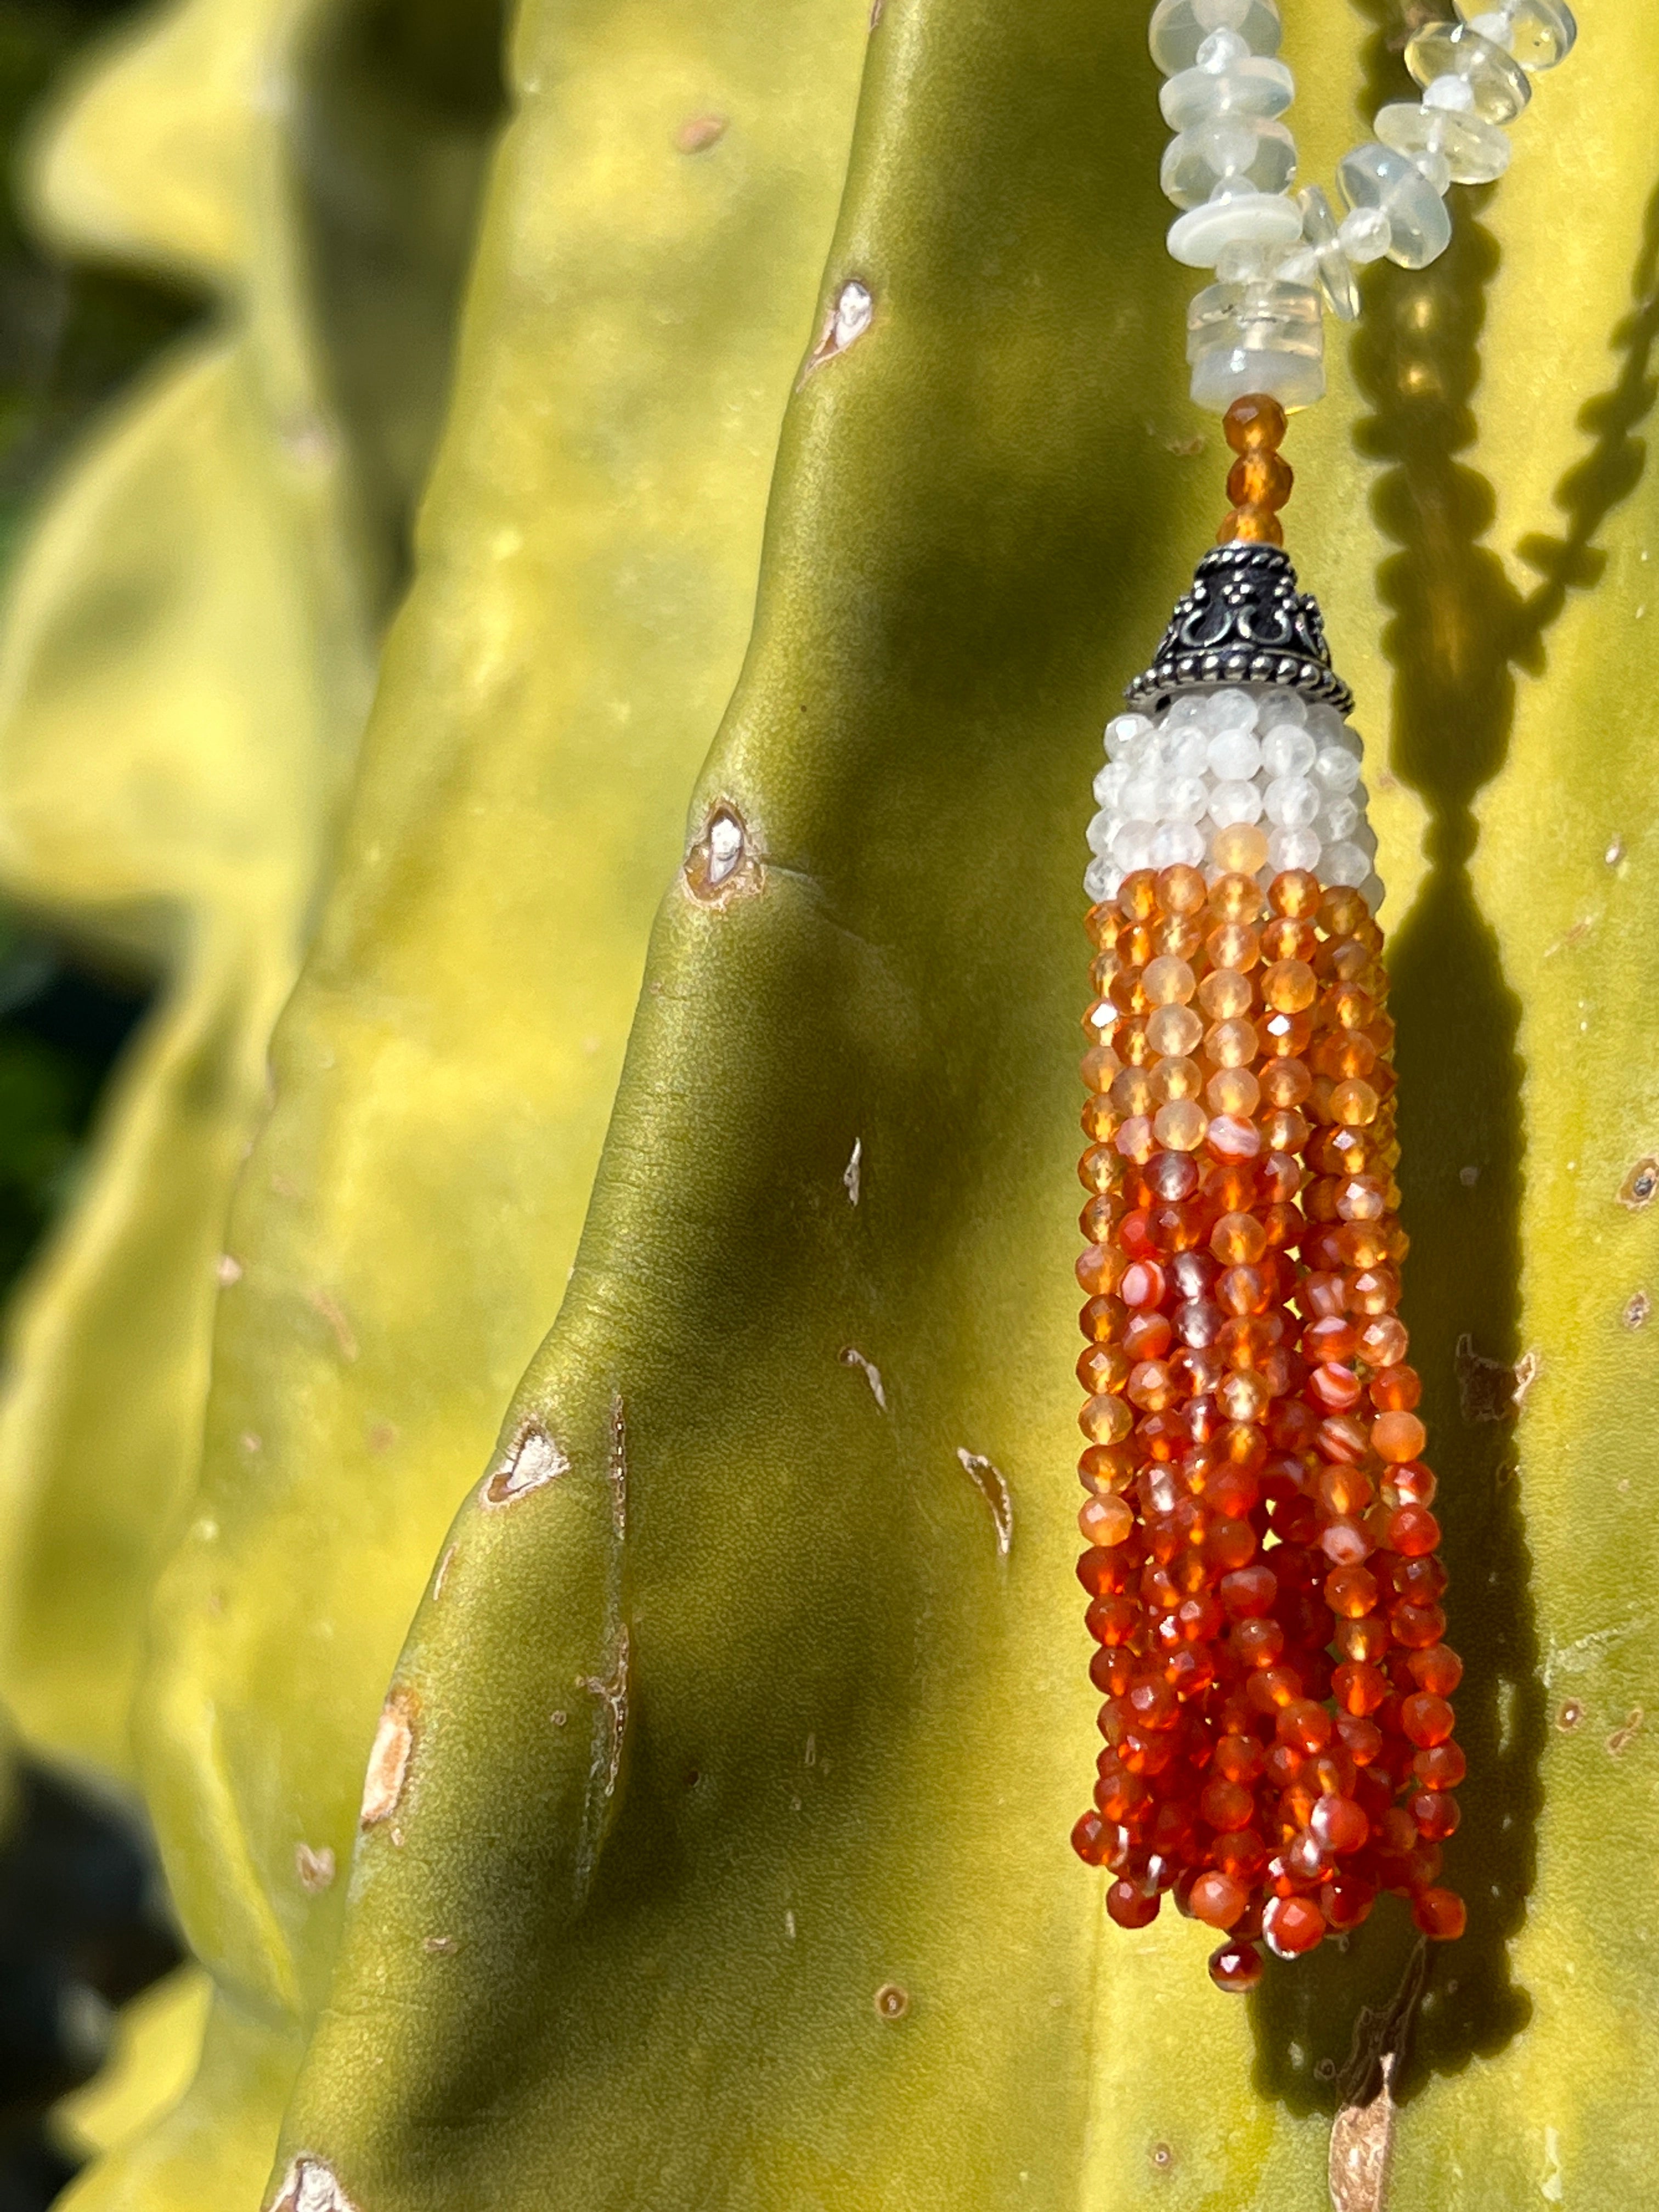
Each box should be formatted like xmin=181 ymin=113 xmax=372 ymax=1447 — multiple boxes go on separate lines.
xmin=1068 ymin=1 xmax=1576 ymax=1992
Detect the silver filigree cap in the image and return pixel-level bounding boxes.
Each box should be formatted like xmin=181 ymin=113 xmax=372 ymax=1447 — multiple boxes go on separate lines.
xmin=1125 ymin=540 xmax=1353 ymax=716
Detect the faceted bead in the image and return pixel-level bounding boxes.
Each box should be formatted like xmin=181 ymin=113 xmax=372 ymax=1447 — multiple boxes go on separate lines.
xmin=1412 ymin=1886 xmax=1466 ymax=1941
xmin=1080 ymin=1495 xmax=1136 ymax=1548
xmin=1071 ymin=1809 xmax=1114 ymax=1865
xmin=1211 ymin=821 xmax=1272 ymax=875
xmin=1372 ymin=1410 xmax=1427 ymax=1463
xmin=1387 ymin=1503 xmax=1441 ymax=1555
xmin=1401 ymin=1692 xmax=1455 ymax=1747
xmin=1409 ymin=1789 xmax=1461 ymax=1841
xmin=1189 ymin=1869 xmax=1249 ymax=1930
xmin=1148 ymin=1003 xmax=1205 ymax=1057
xmin=1263 ymin=1892 xmax=1324 ymax=1956
xmin=1208 ymin=1937 xmax=1265 ymax=1991
xmin=1081 ymin=1395 xmax=1135 ymax=1446
xmin=1105 ymin=1878 xmax=1161 ymax=1929
xmin=1412 ymin=1741 xmax=1466 ymax=1790
xmin=1409 ymin=1645 xmax=1464 ymax=1696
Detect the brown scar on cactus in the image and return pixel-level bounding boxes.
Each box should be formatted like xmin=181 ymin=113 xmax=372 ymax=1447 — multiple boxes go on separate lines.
xmin=607 ymin=1393 xmax=628 ymax=1542
xmin=269 ymin=2154 xmax=359 ymax=2212
xmin=360 ymin=1685 xmax=418 ymax=1827
xmin=1455 ymin=1334 xmax=1541 ymax=1422
xmin=800 ymin=278 xmax=874 ymax=383
xmin=674 ymin=113 xmax=727 ymax=153
xmin=1327 ymin=1942 xmax=1429 ymax=2212
xmin=1618 ymin=1155 xmax=1659 ymax=1210
xmin=956 ymin=1447 xmax=1013 ymax=1556
xmin=578 ymin=1624 xmax=630 ymax=1804
xmin=682 ymin=800 xmax=763 ymax=906
xmin=483 ymin=1421 xmax=571 ymax=1506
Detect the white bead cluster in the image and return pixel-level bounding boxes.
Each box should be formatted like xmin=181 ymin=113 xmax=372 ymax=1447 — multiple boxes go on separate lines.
xmin=1151 ymin=0 xmax=1577 ymax=412
xmin=1084 ymin=684 xmax=1383 ymax=911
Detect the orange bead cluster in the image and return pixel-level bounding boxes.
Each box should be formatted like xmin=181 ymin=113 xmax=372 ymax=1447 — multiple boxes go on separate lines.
xmin=1217 ymin=394 xmax=1293 ymax=550
xmin=1070 ymin=861 xmax=1465 ymax=1990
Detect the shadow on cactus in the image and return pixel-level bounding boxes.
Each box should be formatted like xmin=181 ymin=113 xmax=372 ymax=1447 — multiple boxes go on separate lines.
xmin=1252 ymin=68 xmax=1659 ymax=2118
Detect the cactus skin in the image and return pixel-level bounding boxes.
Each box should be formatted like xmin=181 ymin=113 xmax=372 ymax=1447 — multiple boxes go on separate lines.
xmin=46 ymin=0 xmax=873 ymax=2205
xmin=258 ymin=0 xmax=1659 ymax=2207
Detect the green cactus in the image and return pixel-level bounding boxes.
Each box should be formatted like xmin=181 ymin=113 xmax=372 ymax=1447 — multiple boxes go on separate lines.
xmin=26 ymin=0 xmax=1659 ymax=2206
xmin=255 ymin=2 xmax=1657 ymax=2208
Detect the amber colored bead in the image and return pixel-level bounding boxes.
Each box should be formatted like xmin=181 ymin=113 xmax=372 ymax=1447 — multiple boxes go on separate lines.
xmin=1078 ymin=1146 xmax=1120 ymax=1195
xmin=1224 ymin=392 xmax=1288 ymax=454
xmin=1080 ymin=1494 xmax=1135 ymax=1548
xmin=1080 ymin=1395 xmax=1133 ymax=1447
xmin=1208 ymin=870 xmax=1267 ymax=924
xmin=1345 ymin=1266 xmax=1400 ymax=1315
xmin=1123 ymin=1311 xmax=1173 ymax=1359
xmin=1078 ymin=1295 xmax=1126 ymax=1345
xmin=1318 ymin=886 xmax=1369 ymax=936
xmin=1148 ymin=1003 xmax=1204 ymax=1058
xmin=1412 ymin=1741 xmax=1466 ymax=1790
xmin=1310 ymin=1793 xmax=1368 ymax=1856
xmin=1260 ymin=1008 xmax=1313 ymax=1059
xmin=1412 ymin=1887 xmax=1466 ymax=1942
xmin=1369 ymin=1364 xmax=1421 ymax=1413
xmin=1152 ymin=862 xmax=1205 ymax=917
xmin=1199 ymin=1776 xmax=1256 ymax=1832
xmin=1081 ymin=1044 xmax=1122 ymax=1094
xmin=1218 ymin=505 xmax=1285 ymax=548
xmin=1325 ymin=1565 xmax=1379 ymax=1620
xmin=1150 ymin=1056 xmax=1204 ymax=1105
xmin=1117 ymin=1017 xmax=1153 ymax=1068
xmin=1188 ymin=1869 xmax=1248 ymax=1931
xmin=1087 ymin=1594 xmax=1141 ymax=1647
xmin=1206 ymin=920 xmax=1261 ymax=973
xmin=1263 ymin=1892 xmax=1324 ymax=1957
xmin=1105 ymin=1878 xmax=1160 ymax=1929
xmin=1332 ymin=1661 xmax=1390 ymax=1719
xmin=1372 ymin=1410 xmax=1427 ymax=1464
xmin=1120 ymin=869 xmax=1161 ymax=921
xmin=1227 ymin=449 xmax=1294 ymax=511
xmin=1085 ymin=901 xmax=1121 ymax=949
xmin=1071 ymin=1809 xmax=1114 ymax=1865
xmin=1277 ymin=1699 xmax=1333 ymax=1756
xmin=1392 ymin=1601 xmax=1447 ymax=1650
xmin=1143 ymin=955 xmax=1197 ymax=1007
xmin=1076 ymin=1345 xmax=1129 ymax=1397
xmin=1386 ymin=1503 xmax=1440 ymax=1555
xmin=1261 ymin=957 xmax=1317 ymax=1014
xmin=1075 ymin=1244 xmax=1126 ymax=1297
xmin=1206 ymin=1066 xmax=1261 ymax=1118
xmin=1260 ymin=1057 xmax=1312 ymax=1108
xmin=1152 ymin=915 xmax=1205 ymax=962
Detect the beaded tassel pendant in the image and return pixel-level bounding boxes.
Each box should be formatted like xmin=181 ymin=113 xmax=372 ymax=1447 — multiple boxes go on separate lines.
xmin=1069 ymin=396 xmax=1465 ymax=1994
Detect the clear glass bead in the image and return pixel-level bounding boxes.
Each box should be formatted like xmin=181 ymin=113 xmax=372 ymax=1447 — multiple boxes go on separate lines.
xmin=1297 ymin=183 xmax=1361 ymax=321
xmin=1168 ymin=188 xmax=1304 ymax=269
xmin=1259 ymin=723 xmax=1316 ymax=776
xmin=1423 ymin=75 xmax=1477 ymax=112
xmin=1404 ymin=21 xmax=1531 ymax=122
xmin=1263 ymin=773 xmax=1320 ymax=828
xmin=1336 ymin=142 xmax=1453 ymax=269
xmin=1087 ymin=808 xmax=1116 ymax=856
xmin=1163 ymin=117 xmax=1297 ymax=209
xmin=1208 ymin=726 xmax=1262 ymax=778
xmin=1267 ymin=825 xmax=1322 ymax=873
xmin=1376 ymin=99 xmax=1510 ymax=186
xmin=1149 ymin=0 xmax=1282 ymax=77
xmin=1105 ymin=712 xmax=1154 ymax=760
xmin=1160 ymin=55 xmax=1295 ymax=131
xmin=1455 ymin=0 xmax=1575 ymax=70
xmin=1188 ymin=273 xmax=1324 ymax=409
xmin=1338 ymin=207 xmax=1392 ymax=264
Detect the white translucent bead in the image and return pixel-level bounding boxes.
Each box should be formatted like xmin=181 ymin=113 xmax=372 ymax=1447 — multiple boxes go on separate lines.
xmin=1209 ymin=687 xmax=1259 ymax=729
xmin=1161 ymin=55 xmax=1295 ymax=131
xmin=1256 ymin=687 xmax=1305 ymax=725
xmin=1337 ymin=143 xmax=1452 ymax=268
xmin=1305 ymin=702 xmax=1352 ymax=745
xmin=1263 ymin=772 xmax=1320 ymax=828
xmin=1084 ymin=855 xmax=1120 ymax=902
xmin=1209 ymin=780 xmax=1264 ymax=826
xmin=1122 ymin=771 xmax=1163 ymax=822
xmin=1165 ymin=776 xmax=1211 ymax=823
xmin=1087 ymin=808 xmax=1117 ymax=856
xmin=1164 ymin=695 xmax=1209 ymax=728
xmin=1322 ymin=840 xmax=1369 ymax=887
xmin=1208 ymin=725 xmax=1262 ymax=778
xmin=1456 ymin=0 xmax=1575 ymax=70
xmin=1163 ymin=117 xmax=1297 ymax=210
xmin=1113 ymin=820 xmax=1156 ymax=870
xmin=1318 ymin=796 xmax=1360 ymax=842
xmin=1196 ymin=26 xmax=1249 ymax=68
xmin=1338 ymin=206 xmax=1392 ymax=264
xmin=1167 ymin=189 xmax=1303 ymax=268
xmin=1376 ymin=99 xmax=1511 ymax=186
xmin=1150 ymin=821 xmax=1207 ymax=868
xmin=1093 ymin=760 xmax=1129 ymax=808
xmin=1169 ymin=726 xmax=1214 ymax=776
xmin=1404 ymin=21 xmax=1530 ymax=122
xmin=1105 ymin=712 xmax=1154 ymax=759
xmin=1259 ymin=723 xmax=1316 ymax=776
xmin=1267 ymin=825 xmax=1322 ymax=873
xmin=1149 ymin=0 xmax=1282 ymax=77
xmin=1312 ymin=743 xmax=1362 ymax=794
xmin=1188 ymin=274 xmax=1324 ymax=410
xmin=1297 ymin=184 xmax=1360 ymax=321
xmin=1352 ymin=818 xmax=1378 ymax=856
xmin=1423 ymin=75 xmax=1476 ymax=112
xmin=1359 ymin=872 xmax=1386 ymax=914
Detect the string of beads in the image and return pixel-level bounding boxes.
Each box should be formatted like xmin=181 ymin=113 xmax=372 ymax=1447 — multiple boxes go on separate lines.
xmin=1155 ymin=0 xmax=1577 ymax=413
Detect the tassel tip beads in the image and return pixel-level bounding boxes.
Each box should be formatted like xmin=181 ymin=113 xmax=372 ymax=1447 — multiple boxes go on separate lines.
xmin=1072 ymin=856 xmax=1464 ymax=1991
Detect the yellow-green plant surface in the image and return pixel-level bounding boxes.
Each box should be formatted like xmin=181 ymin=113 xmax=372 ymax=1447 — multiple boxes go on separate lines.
xmin=66 ymin=0 xmax=875 ymax=2203
xmin=0 ymin=0 xmax=379 ymax=1783
xmin=242 ymin=0 xmax=1659 ymax=2207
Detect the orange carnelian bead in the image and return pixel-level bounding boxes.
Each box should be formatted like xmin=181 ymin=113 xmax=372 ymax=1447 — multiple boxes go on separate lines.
xmin=1078 ymin=1295 xmax=1126 ymax=1343
xmin=1156 ymin=862 xmax=1208 ymax=915
xmin=1208 ymin=1938 xmax=1265 ymax=1993
xmin=1190 ymin=1870 xmax=1249 ymax=1929
xmin=1387 ymin=1503 xmax=1440 ymax=1555
xmin=1269 ymin=868 xmax=1322 ymax=918
xmin=1105 ymin=1880 xmax=1160 ymax=1929
xmin=1224 ymin=392 xmax=1288 ymax=453
xmin=1409 ymin=1645 xmax=1463 ymax=1696
xmin=1401 ymin=1692 xmax=1455 ymax=1747
xmin=1412 ymin=1888 xmax=1466 ymax=1942
xmin=1198 ymin=967 xmax=1254 ymax=1020
xmin=1206 ymin=919 xmax=1261 ymax=971
xmin=1120 ymin=870 xmax=1160 ymax=921
xmin=1076 ymin=1345 xmax=1129 ymax=1395
xmin=1373 ymin=1410 xmax=1427 ymax=1463
xmin=1263 ymin=1893 xmax=1324 ymax=1957
xmin=1413 ymin=1741 xmax=1466 ymax=1790
xmin=1080 ymin=1395 xmax=1133 ymax=1446
xmin=1071 ymin=1809 xmax=1113 ymax=1865
xmin=1409 ymin=1790 xmax=1460 ymax=1841
xmin=1218 ymin=506 xmax=1285 ymax=547
xmin=1325 ymin=1565 xmax=1379 ymax=1618
xmin=1208 ymin=871 xmax=1267 ymax=924
xmin=1310 ymin=1793 xmax=1369 ymax=1855
xmin=1227 ymin=450 xmax=1294 ymax=509
xmin=1079 ymin=1495 xmax=1134 ymax=1547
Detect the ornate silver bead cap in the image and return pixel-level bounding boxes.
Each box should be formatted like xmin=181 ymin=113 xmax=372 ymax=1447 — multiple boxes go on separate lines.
xmin=1125 ymin=540 xmax=1354 ymax=716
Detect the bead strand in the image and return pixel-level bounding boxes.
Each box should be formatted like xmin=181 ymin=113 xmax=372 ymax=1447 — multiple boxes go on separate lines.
xmin=1154 ymin=0 xmax=1578 ymax=414
xmin=1071 ymin=861 xmax=1466 ymax=1987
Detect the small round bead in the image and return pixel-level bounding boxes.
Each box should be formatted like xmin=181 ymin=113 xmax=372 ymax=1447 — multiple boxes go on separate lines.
xmin=1190 ymin=1870 xmax=1249 ymax=1930
xmin=1148 ymin=1003 xmax=1205 ymax=1057
xmin=1263 ymin=1892 xmax=1324 ymax=1957
xmin=1208 ymin=1937 xmax=1265 ymax=1992
xmin=1105 ymin=1878 xmax=1161 ymax=1929
xmin=1223 ymin=391 xmax=1288 ymax=453
xmin=1412 ymin=1887 xmax=1466 ymax=1941
xmin=1401 ymin=1692 xmax=1455 ymax=1747
xmin=1373 ymin=1411 xmax=1428 ymax=1463
xmin=1310 ymin=1792 xmax=1369 ymax=1855
xmin=1158 ymin=862 xmax=1210 ymax=915
xmin=1211 ymin=821 xmax=1270 ymax=875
